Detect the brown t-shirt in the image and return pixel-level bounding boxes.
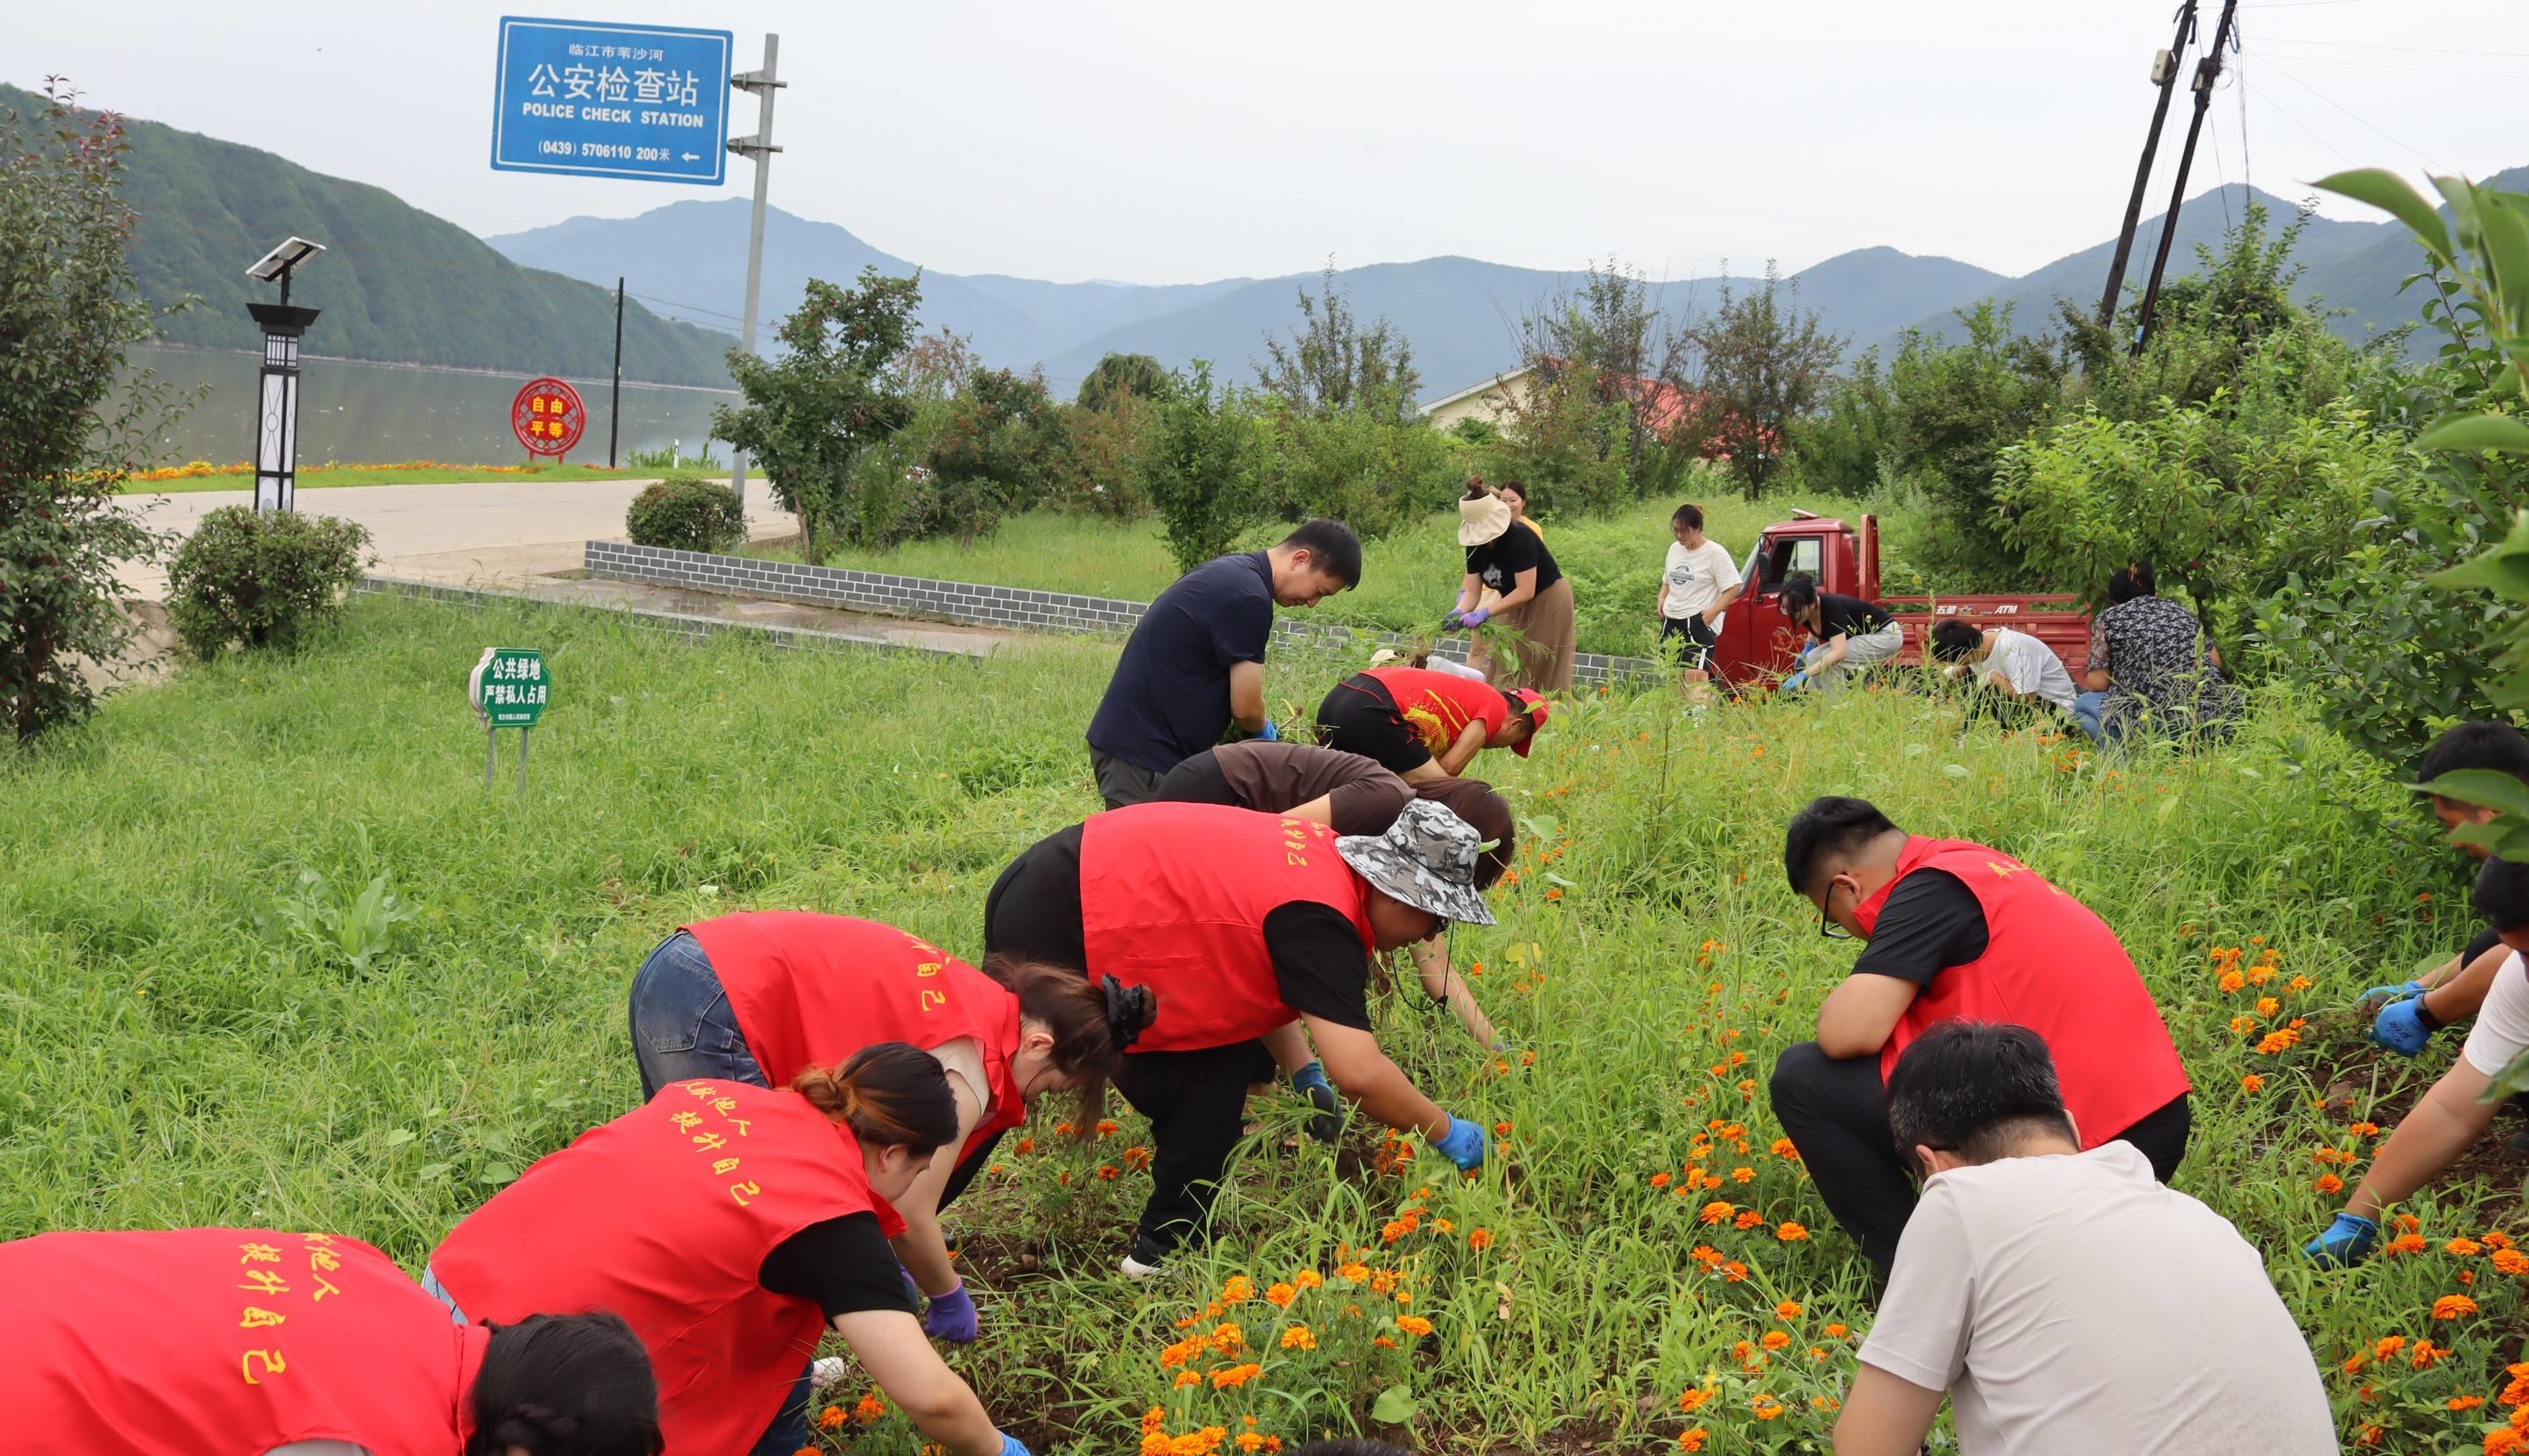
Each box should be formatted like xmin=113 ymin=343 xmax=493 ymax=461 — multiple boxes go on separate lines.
xmin=1211 ymin=741 xmax=1413 ymax=835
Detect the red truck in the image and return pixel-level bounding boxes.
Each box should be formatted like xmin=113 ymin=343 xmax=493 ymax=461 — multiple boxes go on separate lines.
xmin=1706 ymin=511 xmax=2093 ymax=691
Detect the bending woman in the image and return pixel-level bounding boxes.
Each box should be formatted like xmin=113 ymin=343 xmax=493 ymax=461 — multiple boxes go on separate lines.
xmin=1778 ymin=573 xmax=1903 ymax=692
xmin=629 ymin=913 xmax=1140 ymax=1344
xmin=0 ymin=1225 xmax=662 ymax=1456
xmin=430 ymin=1046 xmax=1033 ymax=1456
xmin=1316 ymin=663 xmax=1549 ymax=783
xmin=1453 ymin=482 xmax=1575 ymax=692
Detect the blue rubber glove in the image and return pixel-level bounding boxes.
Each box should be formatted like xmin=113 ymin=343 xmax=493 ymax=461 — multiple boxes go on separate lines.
xmin=921 ymin=1279 xmax=979 ymax=1343
xmin=1781 ymin=671 xmax=1809 ymax=692
xmin=1289 ymin=1061 xmax=1345 ymax=1142
xmin=2370 ymin=996 xmax=2439 ymax=1056
xmin=1460 ymin=606 xmax=1491 ymax=629
xmin=1255 ymin=718 xmax=1279 ymax=742
xmin=2305 ymin=1211 xmax=2380 ymax=1268
xmin=2360 ymin=980 xmax=2426 ymax=1012
xmin=1433 ymin=1115 xmax=1488 ymax=1171
xmin=998 ymin=1433 xmax=1034 ymax=1456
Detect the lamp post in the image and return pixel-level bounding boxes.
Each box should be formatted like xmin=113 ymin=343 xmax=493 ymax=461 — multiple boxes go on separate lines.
xmin=243 ymin=237 xmax=326 ymax=512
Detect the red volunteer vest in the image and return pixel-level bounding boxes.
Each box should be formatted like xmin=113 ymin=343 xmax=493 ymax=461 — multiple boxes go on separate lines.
xmin=689 ymin=912 xmax=1030 ymax=1162
xmin=1080 ymin=802 xmax=1376 ymax=1053
xmin=1862 ymin=837 xmax=2191 ymax=1143
xmin=431 ymin=1080 xmax=884 ymax=1456
xmin=1365 ymin=666 xmax=1510 ymax=754
xmin=0 ymin=1227 xmax=488 ymax=1456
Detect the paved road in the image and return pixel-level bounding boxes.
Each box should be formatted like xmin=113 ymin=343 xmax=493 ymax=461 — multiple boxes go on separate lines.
xmin=117 ymin=479 xmax=796 ymax=599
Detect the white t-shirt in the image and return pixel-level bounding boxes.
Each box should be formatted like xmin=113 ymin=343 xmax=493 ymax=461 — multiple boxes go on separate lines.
xmin=1978 ymin=628 xmax=2078 ymax=712
xmin=1859 ymin=1141 xmax=2336 ymax=1456
xmin=2462 ymin=949 xmax=2529 ymax=1076
xmin=1661 ymin=538 xmax=1742 ymax=622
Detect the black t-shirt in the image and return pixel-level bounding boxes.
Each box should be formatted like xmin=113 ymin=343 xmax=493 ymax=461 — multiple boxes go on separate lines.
xmin=1849 ymin=870 xmax=1989 ymax=987
xmin=1811 ymin=593 xmax=1894 ymax=642
xmin=758 ymin=1211 xmax=919 ymax=1320
xmin=1466 ymin=525 xmax=1562 ymax=599
xmin=1087 ymin=551 xmax=1275 ymax=774
xmin=2466 ymin=924 xmax=2504 ymax=967
xmin=985 ymin=826 xmax=1372 ymax=1034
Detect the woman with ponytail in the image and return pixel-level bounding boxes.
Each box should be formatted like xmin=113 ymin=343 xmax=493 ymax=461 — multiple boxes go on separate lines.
xmin=626 ymin=913 xmax=1145 ymax=1345
xmin=429 ymin=1044 xmax=1034 ymax=1456
xmin=0 ymin=1226 xmax=662 ymax=1456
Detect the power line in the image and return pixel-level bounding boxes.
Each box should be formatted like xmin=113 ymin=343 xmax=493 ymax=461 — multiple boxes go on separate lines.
xmin=2255 ymin=55 xmax=2447 ymax=170
xmin=2243 ymin=75 xmax=2352 ymax=166
xmin=2255 ymin=35 xmax=2529 ymax=58
xmin=627 ymin=290 xmax=749 ymax=326
xmin=2248 ymin=46 xmax=2529 ymax=79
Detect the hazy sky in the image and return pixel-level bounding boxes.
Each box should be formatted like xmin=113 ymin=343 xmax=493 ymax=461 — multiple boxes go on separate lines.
xmin=7 ymin=0 xmax=2521 ymax=285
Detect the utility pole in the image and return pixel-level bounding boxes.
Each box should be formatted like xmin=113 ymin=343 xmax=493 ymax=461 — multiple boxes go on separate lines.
xmin=2131 ymin=0 xmax=2241 ymax=357
xmin=726 ymin=33 xmax=784 ymax=513
xmin=2098 ymin=2 xmax=2199 ymax=328
xmin=607 ymin=275 xmax=624 ymax=469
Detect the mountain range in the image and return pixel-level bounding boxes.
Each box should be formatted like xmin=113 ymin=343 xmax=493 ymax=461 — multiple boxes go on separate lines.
xmin=3 ymin=82 xmax=737 ymax=387
xmin=489 ymin=173 xmax=2518 ymax=402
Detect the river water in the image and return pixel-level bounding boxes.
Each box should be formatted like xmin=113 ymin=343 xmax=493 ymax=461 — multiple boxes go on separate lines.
xmin=123 ymin=344 xmax=738 ymax=467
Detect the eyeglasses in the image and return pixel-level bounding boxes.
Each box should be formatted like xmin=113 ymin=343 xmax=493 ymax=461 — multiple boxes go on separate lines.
xmin=1819 ymin=881 xmax=1857 ymax=940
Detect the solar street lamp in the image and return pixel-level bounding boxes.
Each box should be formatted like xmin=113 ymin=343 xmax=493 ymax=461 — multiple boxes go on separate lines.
xmin=243 ymin=237 xmax=326 ymax=511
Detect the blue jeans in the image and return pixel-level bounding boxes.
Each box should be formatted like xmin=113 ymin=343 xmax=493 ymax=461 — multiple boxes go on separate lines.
xmin=2071 ymin=691 xmax=2116 ymax=743
xmin=629 ymin=930 xmax=772 ymax=1098
xmin=421 ymin=1265 xmax=467 ymax=1325
xmin=626 ymin=932 xmax=807 ymax=1456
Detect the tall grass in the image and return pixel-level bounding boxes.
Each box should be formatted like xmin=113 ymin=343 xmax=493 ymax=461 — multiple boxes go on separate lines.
xmin=0 ymin=594 xmax=2511 ymax=1452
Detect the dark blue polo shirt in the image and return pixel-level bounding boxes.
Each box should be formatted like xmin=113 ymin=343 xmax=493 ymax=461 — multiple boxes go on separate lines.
xmin=1086 ymin=550 xmax=1275 ymax=774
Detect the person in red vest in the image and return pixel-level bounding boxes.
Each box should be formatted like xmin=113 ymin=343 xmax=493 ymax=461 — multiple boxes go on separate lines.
xmin=629 ymin=913 xmax=1152 ymax=1346
xmin=0 ymin=1225 xmax=662 ymax=1456
xmin=984 ymin=799 xmax=1501 ymax=1277
xmin=1148 ymin=742 xmax=1518 ymax=1137
xmin=1314 ymin=663 xmax=1550 ymax=783
xmin=428 ymin=1046 xmax=1034 ymax=1456
xmin=1768 ymin=796 xmax=2192 ymax=1276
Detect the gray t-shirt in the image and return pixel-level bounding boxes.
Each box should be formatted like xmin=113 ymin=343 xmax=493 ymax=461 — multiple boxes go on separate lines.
xmin=1859 ymin=1142 xmax=2336 ymax=1456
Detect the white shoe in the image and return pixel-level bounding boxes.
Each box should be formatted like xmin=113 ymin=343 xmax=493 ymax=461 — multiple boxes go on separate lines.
xmin=809 ymin=1356 xmax=850 ymax=1389
xmin=1119 ymin=1254 xmax=1162 ymax=1281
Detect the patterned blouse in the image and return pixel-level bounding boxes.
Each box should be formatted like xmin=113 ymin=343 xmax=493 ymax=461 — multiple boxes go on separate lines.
xmin=2089 ymin=595 xmax=2244 ymax=735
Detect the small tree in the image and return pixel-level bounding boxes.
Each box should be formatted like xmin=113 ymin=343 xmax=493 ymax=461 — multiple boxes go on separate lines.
xmin=1681 ymin=262 xmax=1843 ymax=498
xmin=712 ymin=267 xmax=920 ymax=564
xmin=1143 ymin=362 xmax=1263 ymax=571
xmin=924 ymin=367 xmax=1062 ymax=543
xmin=1077 ymin=352 xmax=1170 ymax=411
xmin=1 ymin=80 xmax=192 ymax=742
xmin=1255 ymin=262 xmax=1420 ymax=425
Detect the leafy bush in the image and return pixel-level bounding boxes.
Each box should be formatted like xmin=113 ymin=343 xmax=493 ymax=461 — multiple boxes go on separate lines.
xmin=166 ymin=506 xmax=372 ymax=659
xmin=1262 ymin=404 xmax=1465 ymax=540
xmin=921 ymin=367 xmax=1065 ymax=543
xmin=1051 ymin=394 xmax=1155 ymax=519
xmin=1143 ymin=362 xmax=1267 ymax=571
xmin=1475 ymin=366 xmax=1638 ymax=519
xmin=624 ymin=475 xmax=744 ymax=554
xmin=1076 ymin=352 xmax=1170 ymax=411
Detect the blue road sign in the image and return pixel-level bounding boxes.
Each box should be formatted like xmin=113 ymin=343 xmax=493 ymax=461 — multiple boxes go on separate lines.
xmin=491 ymin=16 xmax=732 ymax=184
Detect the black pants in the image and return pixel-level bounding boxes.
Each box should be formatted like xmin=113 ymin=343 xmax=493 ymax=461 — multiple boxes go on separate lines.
xmin=1767 ymin=1041 xmax=2192 ymax=1276
xmin=1313 ymin=677 xmax=1429 ymax=774
xmin=1111 ymin=1041 xmax=1278 ymax=1254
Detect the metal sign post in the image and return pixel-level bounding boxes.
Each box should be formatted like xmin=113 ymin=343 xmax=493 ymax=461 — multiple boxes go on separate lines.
xmin=725 ymin=34 xmax=784 ymax=514
xmin=469 ymin=647 xmax=551 ymax=791
xmin=490 ymin=17 xmax=734 ymax=184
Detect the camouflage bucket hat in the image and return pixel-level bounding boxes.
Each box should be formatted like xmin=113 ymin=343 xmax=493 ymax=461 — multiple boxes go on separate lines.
xmin=1336 ymin=799 xmax=1498 ymax=927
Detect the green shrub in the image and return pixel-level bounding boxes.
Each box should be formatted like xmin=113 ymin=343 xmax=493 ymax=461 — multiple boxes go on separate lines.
xmin=624 ymin=475 xmax=745 ymax=554
xmin=166 ymin=506 xmax=372 ymax=659
xmin=1261 ymin=404 xmax=1465 ymax=539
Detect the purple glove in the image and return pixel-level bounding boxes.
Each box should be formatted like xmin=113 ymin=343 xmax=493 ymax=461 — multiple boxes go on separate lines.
xmin=922 ymin=1280 xmax=979 ymax=1343
xmin=1461 ymin=606 xmax=1491 ymax=628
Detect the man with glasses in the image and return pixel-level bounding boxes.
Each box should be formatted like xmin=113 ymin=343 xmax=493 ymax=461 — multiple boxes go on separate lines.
xmin=1767 ymin=796 xmax=2192 ymax=1276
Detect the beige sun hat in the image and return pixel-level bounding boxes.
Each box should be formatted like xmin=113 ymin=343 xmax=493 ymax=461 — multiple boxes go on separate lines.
xmin=1457 ymin=490 xmax=1514 ymax=547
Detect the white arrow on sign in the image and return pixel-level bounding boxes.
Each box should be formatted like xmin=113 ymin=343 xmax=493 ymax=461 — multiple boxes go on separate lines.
xmin=682 ymin=152 xmax=700 ymax=160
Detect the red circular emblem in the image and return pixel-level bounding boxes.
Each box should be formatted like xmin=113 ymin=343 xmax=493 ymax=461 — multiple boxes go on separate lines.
xmin=511 ymin=377 xmax=587 ymax=458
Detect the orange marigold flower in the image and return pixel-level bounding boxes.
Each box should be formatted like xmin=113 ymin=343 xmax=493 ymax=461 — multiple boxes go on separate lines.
xmin=1337 ymin=1262 xmax=1369 ymax=1283
xmin=2317 ymin=1174 xmax=2344 ymax=1195
xmin=1777 ymin=1221 xmax=1809 ymax=1241
xmin=2413 ymin=1339 xmax=2448 ymax=1368
xmin=1125 ymin=1146 xmax=1153 ymax=1170
xmin=2241 ymin=1074 xmax=2265 ymax=1092
xmin=2255 ymin=996 xmax=2280 ymax=1017
xmin=1772 ymin=1137 xmax=1801 ymax=1159
xmin=854 ymin=1393 xmax=886 ymax=1425
xmin=2388 ymin=1233 xmax=2428 ymax=1256
xmin=1468 ymin=1228 xmax=1494 ymax=1251
xmin=1721 ymin=1261 xmax=1750 ymax=1282
xmin=1096 ymin=1119 xmax=1122 ymax=1137
xmin=1751 ymin=1395 xmax=1785 ymax=1420
xmin=1220 ymin=1275 xmax=1254 ymax=1303
xmin=820 ymin=1405 xmax=849 ymax=1431
xmin=1699 ymin=1201 xmax=1734 ymax=1225
xmin=1689 ymin=1245 xmax=1723 ymax=1268
xmin=2393 ymin=1213 xmax=2421 ymax=1232
xmin=1678 ymin=1389 xmax=1714 ymax=1413
xmin=2448 ymin=1238 xmax=2484 ymax=1256
xmin=1173 ymin=1370 xmax=1203 ymax=1389
xmin=2356 ymin=1425 xmax=2384 ymax=1447
xmin=1265 ymin=1282 xmax=1296 ymax=1307
xmin=2433 ymin=1294 xmax=2480 ymax=1319
xmin=2493 ymin=1248 xmax=2529 ymax=1275
xmin=2453 ymin=1396 xmax=2488 ymax=1411
xmin=2486 ymin=1232 xmax=2514 ymax=1250
xmin=2351 ymin=1122 xmax=2381 ymax=1138
xmin=2374 ymin=1336 xmax=2407 ymax=1360
xmin=1210 ymin=1362 xmax=1262 ymax=1389
xmin=1237 ymin=1434 xmax=1265 ymax=1454
xmin=2230 ymin=1015 xmax=2259 ymax=1036
xmin=2218 ymin=969 xmax=2247 ymax=993
xmin=1825 ymin=1323 xmax=1851 ymax=1338
xmin=1761 ymin=1331 xmax=1792 ymax=1350
xmin=1374 ymin=1335 xmax=1396 ymax=1348
xmin=1098 ymin=1164 xmax=1121 ymax=1180
xmin=1293 ymin=1268 xmax=1324 ymax=1289
xmin=1396 ymin=1315 xmax=1434 ymax=1338
xmin=1776 ymin=1300 xmax=1803 ymax=1319
xmin=1651 ymin=1172 xmax=1673 ymax=1190
xmin=2286 ymin=974 xmax=2312 ymax=991
xmin=1677 ymin=1431 xmax=1708 ymax=1452
xmin=1734 ymin=1210 xmax=1766 ymax=1230
xmin=1015 ymin=1137 xmax=1035 ymax=1154
xmin=1494 ymin=1121 xmax=1513 ymax=1137
xmin=1731 ymin=1166 xmax=1757 ymax=1183
xmin=2487 ymin=1431 xmax=2528 ymax=1456
xmin=1211 ymin=1322 xmax=1246 ymax=1354
xmin=2255 ymin=1028 xmax=2299 ymax=1055
xmin=1279 ymin=1324 xmax=1316 ymax=1350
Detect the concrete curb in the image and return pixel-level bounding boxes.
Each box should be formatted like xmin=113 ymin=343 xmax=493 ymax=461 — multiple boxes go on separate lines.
xmin=579 ymin=540 xmax=1665 ymax=686
xmin=354 ymin=576 xmax=999 ymax=663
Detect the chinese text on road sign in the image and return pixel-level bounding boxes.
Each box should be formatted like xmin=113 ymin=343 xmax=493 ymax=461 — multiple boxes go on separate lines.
xmin=491 ymin=16 xmax=732 ymax=184
xmin=471 ymin=648 xmax=551 ymax=729
xmin=512 ymin=377 xmax=587 ymax=458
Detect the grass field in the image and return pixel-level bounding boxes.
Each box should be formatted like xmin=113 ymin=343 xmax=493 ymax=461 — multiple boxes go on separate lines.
xmin=747 ymin=494 xmax=1882 ymax=661
xmin=4 ymin=593 xmax=2523 ymax=1452
xmin=120 ymin=461 xmax=700 ymax=493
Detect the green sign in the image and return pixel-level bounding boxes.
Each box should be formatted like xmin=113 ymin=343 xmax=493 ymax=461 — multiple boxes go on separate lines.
xmin=470 ymin=647 xmax=551 ymax=728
